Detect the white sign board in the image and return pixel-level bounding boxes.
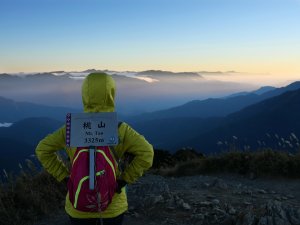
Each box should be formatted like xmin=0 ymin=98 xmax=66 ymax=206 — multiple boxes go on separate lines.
xmin=66 ymin=112 xmax=118 ymax=147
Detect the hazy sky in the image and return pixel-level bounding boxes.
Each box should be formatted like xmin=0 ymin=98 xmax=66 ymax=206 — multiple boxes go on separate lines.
xmin=1 ymin=0 xmax=300 ymax=81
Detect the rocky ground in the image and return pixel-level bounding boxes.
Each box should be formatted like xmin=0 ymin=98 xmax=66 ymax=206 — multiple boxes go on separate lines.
xmin=37 ymin=173 xmax=300 ymax=225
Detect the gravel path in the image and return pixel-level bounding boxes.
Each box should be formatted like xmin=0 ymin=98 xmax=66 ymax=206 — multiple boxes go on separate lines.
xmin=36 ymin=173 xmax=300 ymax=225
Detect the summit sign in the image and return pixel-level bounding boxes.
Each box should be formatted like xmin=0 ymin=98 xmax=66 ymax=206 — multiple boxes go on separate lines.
xmin=66 ymin=112 xmax=118 ymax=147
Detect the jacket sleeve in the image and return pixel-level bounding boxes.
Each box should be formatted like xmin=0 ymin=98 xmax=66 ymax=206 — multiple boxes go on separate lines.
xmin=119 ymin=123 xmax=154 ymax=184
xmin=35 ymin=126 xmax=69 ymax=182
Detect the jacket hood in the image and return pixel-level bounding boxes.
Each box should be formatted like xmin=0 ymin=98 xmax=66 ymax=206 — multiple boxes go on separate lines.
xmin=81 ymin=73 xmax=115 ymax=112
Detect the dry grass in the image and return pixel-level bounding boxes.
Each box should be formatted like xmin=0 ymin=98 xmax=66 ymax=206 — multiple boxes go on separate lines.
xmin=0 ymin=161 xmax=66 ymax=225
xmin=154 ymin=149 xmax=300 ymax=178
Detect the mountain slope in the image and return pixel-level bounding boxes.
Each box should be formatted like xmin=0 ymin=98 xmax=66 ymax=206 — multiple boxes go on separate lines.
xmin=0 ymin=117 xmax=64 ymax=145
xmin=226 ymin=86 xmax=276 ymax=98
xmin=129 ymin=81 xmax=300 ymax=122
xmin=131 ymin=117 xmax=224 ymax=149
xmin=0 ymin=117 xmax=64 ymax=171
xmin=0 ymin=137 xmax=35 ymax=171
xmin=174 ymin=88 xmax=300 ymax=153
xmin=130 ymin=94 xmax=259 ymax=122
xmin=0 ymin=96 xmax=79 ymax=123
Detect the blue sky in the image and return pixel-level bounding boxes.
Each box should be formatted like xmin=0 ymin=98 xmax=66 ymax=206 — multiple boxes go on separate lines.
xmin=1 ymin=0 xmax=300 ymax=77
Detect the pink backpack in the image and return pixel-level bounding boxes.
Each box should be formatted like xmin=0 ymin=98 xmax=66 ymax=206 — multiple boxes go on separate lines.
xmin=67 ymin=146 xmax=118 ymax=212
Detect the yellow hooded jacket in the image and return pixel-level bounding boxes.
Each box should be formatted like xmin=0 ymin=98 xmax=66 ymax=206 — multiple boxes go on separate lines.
xmin=35 ymin=73 xmax=154 ymax=218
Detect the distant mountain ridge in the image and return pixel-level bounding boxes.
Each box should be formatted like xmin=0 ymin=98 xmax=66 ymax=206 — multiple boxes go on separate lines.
xmin=175 ymin=88 xmax=300 ymax=153
xmin=131 ymin=117 xmax=224 ymax=149
xmin=0 ymin=96 xmax=79 ymax=123
xmin=0 ymin=117 xmax=64 ymax=171
xmin=136 ymin=70 xmax=203 ymax=78
xmin=1 ymin=81 xmax=300 ymax=171
xmin=0 ymin=117 xmax=63 ymax=146
xmin=226 ymin=86 xmax=276 ymax=98
xmin=0 ymin=71 xmax=255 ymax=115
xmin=129 ymin=81 xmax=300 ymax=122
xmin=131 ymin=82 xmax=300 ymax=152
xmin=253 ymin=86 xmax=276 ymax=95
xmin=0 ymin=137 xmax=35 ymax=172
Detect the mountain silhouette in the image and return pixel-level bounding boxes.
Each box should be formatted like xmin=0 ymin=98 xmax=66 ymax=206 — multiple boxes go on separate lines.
xmin=136 ymin=70 xmax=203 ymax=79
xmin=131 ymin=117 xmax=224 ymax=150
xmin=131 ymin=82 xmax=300 ymax=153
xmin=174 ymin=88 xmax=300 ymax=153
xmin=0 ymin=72 xmax=256 ymax=115
xmin=0 ymin=137 xmax=35 ymax=172
xmin=1 ymin=117 xmax=63 ymax=144
xmin=225 ymin=86 xmax=275 ymax=98
xmin=129 ymin=81 xmax=300 ymax=122
xmin=0 ymin=117 xmax=64 ymax=171
xmin=0 ymin=96 xmax=79 ymax=123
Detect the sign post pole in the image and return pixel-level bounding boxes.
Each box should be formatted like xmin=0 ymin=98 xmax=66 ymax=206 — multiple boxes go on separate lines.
xmin=66 ymin=112 xmax=119 ymax=191
xmin=89 ymin=146 xmax=96 ymax=190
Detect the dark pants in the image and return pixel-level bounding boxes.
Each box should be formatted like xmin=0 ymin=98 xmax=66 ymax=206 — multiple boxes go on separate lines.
xmin=69 ymin=213 xmax=124 ymax=225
